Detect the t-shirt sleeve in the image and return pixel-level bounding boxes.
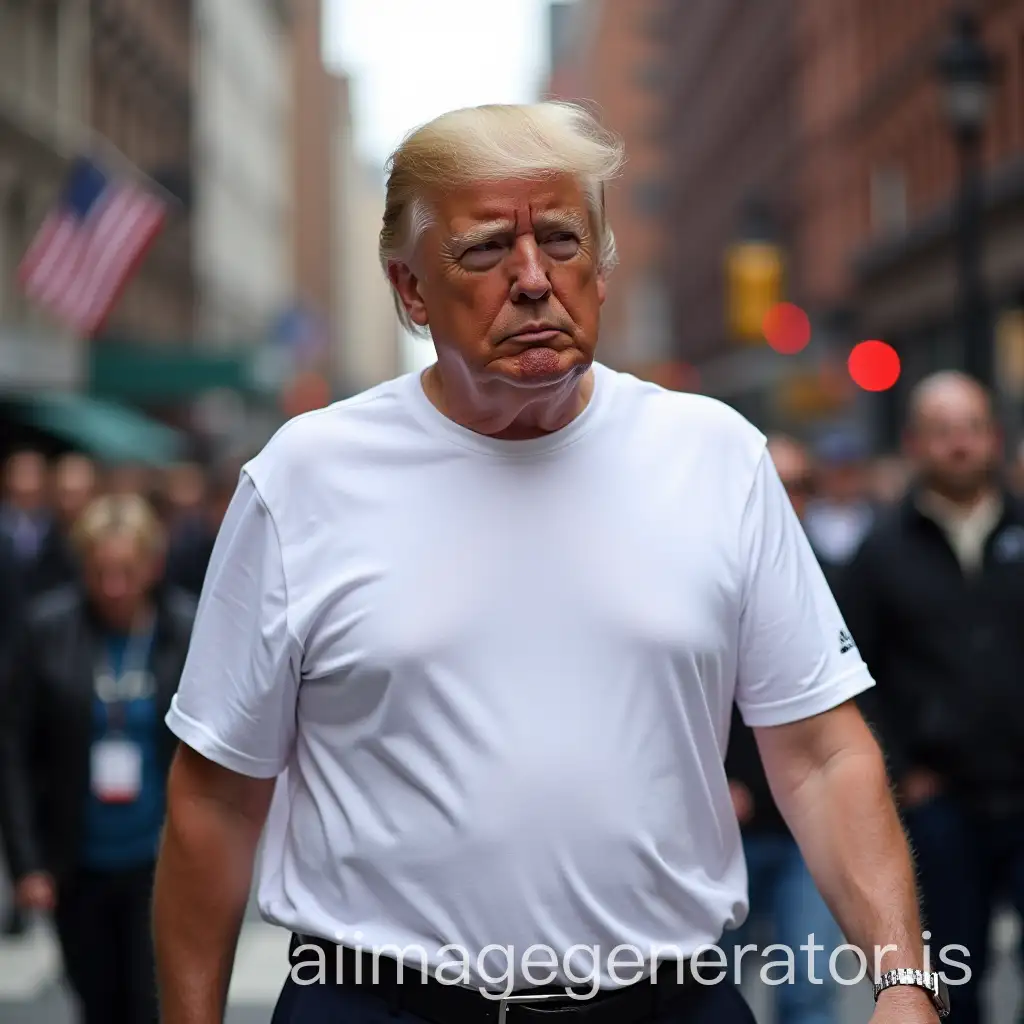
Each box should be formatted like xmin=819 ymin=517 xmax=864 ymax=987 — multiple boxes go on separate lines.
xmin=165 ymin=470 xmax=300 ymax=777
xmin=734 ymin=446 xmax=875 ymax=727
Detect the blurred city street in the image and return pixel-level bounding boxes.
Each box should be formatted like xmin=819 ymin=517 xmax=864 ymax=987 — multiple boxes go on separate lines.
xmin=5 ymin=0 xmax=1024 ymax=1022
xmin=0 ymin=877 xmax=290 ymax=1023
xmin=1 ymin=849 xmax=1022 ymax=1024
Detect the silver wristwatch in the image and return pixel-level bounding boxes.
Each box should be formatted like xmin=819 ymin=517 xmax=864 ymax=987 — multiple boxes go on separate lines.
xmin=873 ymin=968 xmax=950 ymax=1017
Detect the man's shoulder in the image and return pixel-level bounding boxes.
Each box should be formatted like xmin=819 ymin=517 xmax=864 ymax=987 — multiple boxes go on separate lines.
xmin=607 ymin=365 xmax=762 ymax=430
xmin=603 ymin=366 xmax=767 ymax=460
xmin=242 ymin=374 xmax=415 ymax=493
xmin=848 ymin=498 xmax=910 ymax=566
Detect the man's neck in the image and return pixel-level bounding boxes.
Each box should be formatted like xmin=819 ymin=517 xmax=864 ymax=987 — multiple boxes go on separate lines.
xmin=422 ymin=364 xmax=594 ymax=440
xmin=919 ymin=481 xmax=999 ymax=516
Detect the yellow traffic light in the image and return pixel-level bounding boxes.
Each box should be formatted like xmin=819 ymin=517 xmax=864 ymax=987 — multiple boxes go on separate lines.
xmin=725 ymin=241 xmax=784 ymax=342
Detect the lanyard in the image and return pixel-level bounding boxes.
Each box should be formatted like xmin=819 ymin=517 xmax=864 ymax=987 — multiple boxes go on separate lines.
xmin=94 ymin=610 xmax=156 ymax=734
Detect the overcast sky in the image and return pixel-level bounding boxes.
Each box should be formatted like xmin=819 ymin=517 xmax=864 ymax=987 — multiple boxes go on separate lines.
xmin=323 ymin=0 xmax=556 ymax=170
xmin=322 ymin=0 xmax=560 ymax=370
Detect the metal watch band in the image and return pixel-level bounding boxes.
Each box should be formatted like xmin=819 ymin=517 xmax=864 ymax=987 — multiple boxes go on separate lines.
xmin=873 ymin=968 xmax=949 ymax=1017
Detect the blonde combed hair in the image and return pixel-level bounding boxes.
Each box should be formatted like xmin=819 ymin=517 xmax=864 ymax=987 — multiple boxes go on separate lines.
xmin=70 ymin=493 xmax=166 ymax=560
xmin=380 ymin=102 xmax=626 ymax=334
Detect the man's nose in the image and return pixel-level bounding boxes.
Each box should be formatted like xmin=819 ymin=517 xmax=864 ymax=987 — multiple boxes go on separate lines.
xmin=509 ymin=238 xmax=551 ymax=302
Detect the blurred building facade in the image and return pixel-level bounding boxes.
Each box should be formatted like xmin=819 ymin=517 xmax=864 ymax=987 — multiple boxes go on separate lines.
xmin=290 ymin=0 xmax=334 ymax=358
xmin=799 ymin=0 xmax=1024 ymax=441
xmin=284 ymin=0 xmax=401 ymax=404
xmin=550 ymin=0 xmax=1024 ymax=446
xmin=331 ymin=75 xmax=403 ymax=394
xmin=90 ymin=0 xmax=195 ymax=344
xmin=0 ymin=0 xmax=92 ymax=391
xmin=657 ymin=0 xmax=812 ymax=422
xmin=547 ymin=0 xmax=819 ymax=420
xmin=192 ymin=0 xmax=292 ymax=348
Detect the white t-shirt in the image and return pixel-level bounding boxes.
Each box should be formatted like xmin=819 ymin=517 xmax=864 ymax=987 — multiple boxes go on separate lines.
xmin=166 ymin=361 xmax=873 ymax=989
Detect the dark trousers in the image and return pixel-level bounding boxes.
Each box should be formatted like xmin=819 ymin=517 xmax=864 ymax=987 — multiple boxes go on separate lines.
xmin=904 ymin=795 xmax=1024 ymax=1024
xmin=269 ymin=973 xmax=757 ymax=1023
xmin=53 ymin=862 xmax=158 ymax=1024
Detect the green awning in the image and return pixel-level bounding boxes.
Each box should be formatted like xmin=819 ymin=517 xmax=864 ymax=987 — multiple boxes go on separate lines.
xmin=1 ymin=392 xmax=185 ymax=465
xmin=88 ymin=342 xmax=263 ymax=402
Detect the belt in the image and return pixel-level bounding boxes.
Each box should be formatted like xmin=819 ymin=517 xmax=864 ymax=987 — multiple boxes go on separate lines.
xmin=290 ymin=934 xmax=706 ymax=1024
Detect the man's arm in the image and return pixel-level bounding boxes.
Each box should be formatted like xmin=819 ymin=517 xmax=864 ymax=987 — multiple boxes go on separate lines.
xmin=755 ymin=699 xmax=935 ymax=1022
xmin=154 ymin=469 xmax=301 ymax=1022
xmin=153 ymin=745 xmax=277 ymax=1024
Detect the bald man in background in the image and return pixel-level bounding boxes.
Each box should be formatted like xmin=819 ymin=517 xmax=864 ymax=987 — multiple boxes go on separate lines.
xmin=844 ymin=371 xmax=1024 ymax=1024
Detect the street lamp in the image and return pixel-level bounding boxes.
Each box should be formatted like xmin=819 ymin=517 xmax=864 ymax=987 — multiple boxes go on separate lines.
xmin=937 ymin=9 xmax=996 ymax=386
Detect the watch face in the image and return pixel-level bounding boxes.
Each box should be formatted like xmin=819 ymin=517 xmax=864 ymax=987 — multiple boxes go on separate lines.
xmin=933 ymin=975 xmax=951 ymax=1015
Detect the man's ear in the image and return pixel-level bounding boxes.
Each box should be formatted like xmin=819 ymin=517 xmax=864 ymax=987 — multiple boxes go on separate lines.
xmin=596 ymin=270 xmax=607 ymax=306
xmin=388 ymin=262 xmax=429 ymax=328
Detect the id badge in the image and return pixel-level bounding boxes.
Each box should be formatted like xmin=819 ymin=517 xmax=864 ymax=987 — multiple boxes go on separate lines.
xmin=91 ymin=738 xmax=142 ymax=803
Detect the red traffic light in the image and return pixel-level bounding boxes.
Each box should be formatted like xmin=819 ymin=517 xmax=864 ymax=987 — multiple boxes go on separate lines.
xmin=848 ymin=340 xmax=900 ymax=391
xmin=762 ymin=302 xmax=811 ymax=354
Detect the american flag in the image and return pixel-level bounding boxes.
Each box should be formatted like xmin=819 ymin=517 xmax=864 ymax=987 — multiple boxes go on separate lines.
xmin=16 ymin=156 xmax=167 ymax=336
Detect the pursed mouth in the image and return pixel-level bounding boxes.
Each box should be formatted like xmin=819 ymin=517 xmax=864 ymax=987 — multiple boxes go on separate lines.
xmin=504 ymin=328 xmax=565 ymax=345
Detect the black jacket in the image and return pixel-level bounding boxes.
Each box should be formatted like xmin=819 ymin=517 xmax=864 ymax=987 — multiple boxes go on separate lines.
xmin=842 ymin=489 xmax=1024 ymax=809
xmin=165 ymin=519 xmax=217 ymax=598
xmin=0 ymin=533 xmax=22 ymax=673
xmin=724 ymin=549 xmax=847 ymax=836
xmin=0 ymin=584 xmax=196 ymax=882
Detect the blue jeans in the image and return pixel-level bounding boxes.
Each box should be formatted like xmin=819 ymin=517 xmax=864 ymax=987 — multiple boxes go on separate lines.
xmin=725 ymin=833 xmax=841 ymax=1024
xmin=903 ymin=794 xmax=1024 ymax=1024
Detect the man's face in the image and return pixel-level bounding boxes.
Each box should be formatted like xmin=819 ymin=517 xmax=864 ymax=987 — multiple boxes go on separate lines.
xmin=4 ymin=452 xmax=47 ymax=511
xmin=906 ymin=385 xmax=999 ymax=499
xmin=395 ymin=174 xmax=605 ymax=389
xmin=53 ymin=456 xmax=97 ymax=529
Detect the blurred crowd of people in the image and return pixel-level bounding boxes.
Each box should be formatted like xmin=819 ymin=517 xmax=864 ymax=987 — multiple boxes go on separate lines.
xmin=2 ymin=370 xmax=1024 ymax=1024
xmin=728 ymin=371 xmax=1024 ymax=1024
xmin=0 ymin=449 xmax=242 ymax=1024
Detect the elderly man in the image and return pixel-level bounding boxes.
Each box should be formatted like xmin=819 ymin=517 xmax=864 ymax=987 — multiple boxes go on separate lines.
xmin=153 ymin=103 xmax=944 ymax=1024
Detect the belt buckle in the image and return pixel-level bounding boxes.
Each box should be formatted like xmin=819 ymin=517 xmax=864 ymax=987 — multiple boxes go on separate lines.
xmin=497 ymin=990 xmax=575 ymax=1023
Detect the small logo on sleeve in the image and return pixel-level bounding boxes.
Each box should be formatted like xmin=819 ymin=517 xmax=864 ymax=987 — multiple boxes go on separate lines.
xmin=839 ymin=629 xmax=855 ymax=654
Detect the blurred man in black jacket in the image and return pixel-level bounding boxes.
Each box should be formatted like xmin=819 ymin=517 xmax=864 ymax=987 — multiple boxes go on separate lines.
xmin=725 ymin=434 xmax=843 ymax=1024
xmin=843 ymin=371 xmax=1024 ymax=1024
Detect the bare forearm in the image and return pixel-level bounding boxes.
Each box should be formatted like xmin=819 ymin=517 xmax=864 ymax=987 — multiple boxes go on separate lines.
xmin=153 ymin=792 xmax=260 ymax=1024
xmin=778 ymin=744 xmax=923 ymax=974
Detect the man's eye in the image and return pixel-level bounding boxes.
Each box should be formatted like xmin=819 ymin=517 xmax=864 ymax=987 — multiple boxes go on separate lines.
xmin=543 ymin=234 xmax=579 ymax=257
xmin=460 ymin=242 xmax=506 ymax=269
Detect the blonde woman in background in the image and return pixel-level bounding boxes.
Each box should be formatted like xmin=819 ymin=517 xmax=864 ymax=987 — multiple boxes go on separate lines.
xmin=0 ymin=494 xmax=196 ymax=1024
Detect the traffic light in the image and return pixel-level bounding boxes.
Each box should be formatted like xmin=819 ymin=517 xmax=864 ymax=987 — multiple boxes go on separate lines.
xmin=725 ymin=240 xmax=784 ymax=342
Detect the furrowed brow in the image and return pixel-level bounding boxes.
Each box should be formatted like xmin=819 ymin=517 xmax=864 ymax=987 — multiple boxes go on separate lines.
xmin=446 ymin=221 xmax=515 ymax=252
xmin=532 ymin=210 xmax=588 ymax=235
